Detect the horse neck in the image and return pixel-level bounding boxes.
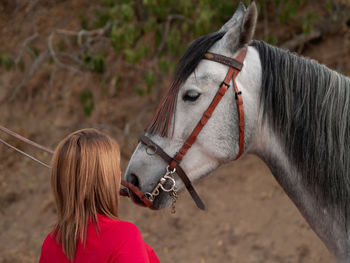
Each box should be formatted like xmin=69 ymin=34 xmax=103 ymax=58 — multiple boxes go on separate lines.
xmin=250 ymin=124 xmax=350 ymax=261
xmin=245 ymin=58 xmax=350 ymax=261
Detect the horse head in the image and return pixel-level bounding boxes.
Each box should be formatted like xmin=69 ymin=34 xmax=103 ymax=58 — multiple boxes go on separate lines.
xmin=125 ymin=1 xmax=262 ymax=210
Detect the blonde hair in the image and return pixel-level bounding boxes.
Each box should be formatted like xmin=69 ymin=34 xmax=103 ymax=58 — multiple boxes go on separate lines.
xmin=51 ymin=128 xmax=121 ymax=261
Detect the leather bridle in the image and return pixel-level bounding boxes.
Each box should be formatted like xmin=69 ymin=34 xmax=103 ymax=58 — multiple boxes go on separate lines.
xmin=124 ymin=46 xmax=248 ymax=210
xmin=0 ymin=46 xmax=248 ymax=211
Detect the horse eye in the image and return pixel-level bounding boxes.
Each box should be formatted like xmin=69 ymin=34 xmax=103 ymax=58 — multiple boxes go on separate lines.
xmin=183 ymin=90 xmax=201 ymax=102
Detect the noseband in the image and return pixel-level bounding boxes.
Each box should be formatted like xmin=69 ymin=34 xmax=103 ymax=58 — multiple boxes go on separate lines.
xmin=124 ymin=46 xmax=248 ymax=210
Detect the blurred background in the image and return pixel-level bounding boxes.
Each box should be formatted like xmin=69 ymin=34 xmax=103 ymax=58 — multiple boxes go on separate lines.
xmin=0 ymin=0 xmax=350 ymax=262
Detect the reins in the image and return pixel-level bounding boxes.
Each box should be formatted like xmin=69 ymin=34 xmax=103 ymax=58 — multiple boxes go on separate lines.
xmin=0 ymin=46 xmax=248 ymax=211
xmin=0 ymin=125 xmax=54 ymax=155
xmin=0 ymin=125 xmax=152 ymax=206
xmin=0 ymin=136 xmax=51 ymax=169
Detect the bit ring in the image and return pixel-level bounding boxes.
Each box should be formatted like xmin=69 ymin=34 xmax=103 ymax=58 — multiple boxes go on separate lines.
xmin=160 ymin=175 xmax=176 ymax=192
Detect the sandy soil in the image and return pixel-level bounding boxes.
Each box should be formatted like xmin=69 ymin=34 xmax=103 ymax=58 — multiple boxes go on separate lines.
xmin=1 ymin=1 xmax=349 ymax=263
xmin=0 ymin=152 xmax=335 ymax=263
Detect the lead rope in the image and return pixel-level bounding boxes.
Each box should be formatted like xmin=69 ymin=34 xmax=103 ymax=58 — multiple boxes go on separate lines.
xmin=0 ymin=125 xmax=155 ymax=209
xmin=171 ymin=187 xmax=178 ymax=214
xmin=0 ymin=137 xmax=51 ymax=168
xmin=166 ymin=167 xmax=178 ymax=214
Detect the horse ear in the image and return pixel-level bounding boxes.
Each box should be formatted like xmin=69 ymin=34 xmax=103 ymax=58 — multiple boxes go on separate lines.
xmin=218 ymin=1 xmax=257 ymax=54
xmin=239 ymin=1 xmax=258 ymax=46
xmin=219 ymin=1 xmax=246 ymax=33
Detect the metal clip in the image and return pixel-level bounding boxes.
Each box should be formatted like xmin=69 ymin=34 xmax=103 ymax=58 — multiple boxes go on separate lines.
xmin=160 ymin=175 xmax=176 ymax=192
xmin=145 ymin=166 xmax=177 ymax=202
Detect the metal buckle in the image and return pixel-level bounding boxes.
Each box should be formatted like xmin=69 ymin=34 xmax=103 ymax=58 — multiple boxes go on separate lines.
xmin=220 ymin=81 xmax=230 ymax=88
xmin=235 ymin=90 xmax=242 ymax=100
xmin=166 ymin=165 xmax=176 ymax=174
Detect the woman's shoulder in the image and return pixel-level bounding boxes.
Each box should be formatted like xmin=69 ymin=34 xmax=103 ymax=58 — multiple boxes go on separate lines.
xmin=40 ymin=231 xmax=72 ymax=263
xmin=97 ymin=214 xmax=141 ymax=236
xmin=41 ymin=231 xmax=57 ymax=249
xmin=109 ymin=220 xmax=141 ymax=235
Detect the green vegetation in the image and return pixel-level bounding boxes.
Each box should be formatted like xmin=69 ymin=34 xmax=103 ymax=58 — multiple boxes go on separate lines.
xmin=83 ymin=53 xmax=106 ymax=73
xmin=80 ymin=90 xmax=95 ymax=116
xmin=0 ymin=54 xmax=14 ymax=71
xmin=1 ymin=0 xmax=344 ymax=115
xmin=83 ymin=0 xmax=334 ymax=75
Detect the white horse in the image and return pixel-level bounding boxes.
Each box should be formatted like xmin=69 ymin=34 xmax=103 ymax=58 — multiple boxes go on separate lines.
xmin=125 ymin=1 xmax=350 ymax=261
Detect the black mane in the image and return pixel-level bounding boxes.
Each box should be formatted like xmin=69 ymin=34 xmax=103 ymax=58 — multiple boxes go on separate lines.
xmin=172 ymin=31 xmax=226 ymax=91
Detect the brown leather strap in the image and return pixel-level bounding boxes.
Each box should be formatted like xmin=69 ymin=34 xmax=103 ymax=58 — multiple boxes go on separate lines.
xmin=204 ymin=52 xmax=243 ymax=71
xmin=0 ymin=125 xmax=54 ymax=154
xmin=119 ymin=187 xmax=129 ymax=196
xmin=232 ymin=47 xmax=247 ymax=159
xmin=203 ymin=46 xmax=247 ymax=160
xmin=169 ymin=46 xmax=248 ymax=169
xmin=120 ymin=180 xmax=152 ymax=207
xmin=233 ymin=73 xmax=245 ymax=160
xmin=169 ymin=66 xmax=236 ymax=170
xmin=139 ymin=135 xmax=205 ymax=210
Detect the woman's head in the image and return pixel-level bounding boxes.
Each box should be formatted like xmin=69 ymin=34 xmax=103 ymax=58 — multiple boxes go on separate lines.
xmin=51 ymin=128 xmax=121 ymax=260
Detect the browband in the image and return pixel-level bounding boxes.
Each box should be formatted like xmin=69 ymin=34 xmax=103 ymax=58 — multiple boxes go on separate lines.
xmin=204 ymin=52 xmax=243 ymax=71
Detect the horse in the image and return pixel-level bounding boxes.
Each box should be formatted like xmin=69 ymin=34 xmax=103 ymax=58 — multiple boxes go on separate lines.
xmin=124 ymin=1 xmax=350 ymax=262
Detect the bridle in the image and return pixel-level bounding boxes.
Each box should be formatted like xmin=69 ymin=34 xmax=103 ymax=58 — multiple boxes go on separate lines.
xmin=0 ymin=46 xmax=248 ymax=212
xmin=132 ymin=46 xmax=248 ymax=210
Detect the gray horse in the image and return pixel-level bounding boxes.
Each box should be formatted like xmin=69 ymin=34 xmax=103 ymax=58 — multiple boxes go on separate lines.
xmin=125 ymin=1 xmax=350 ymax=261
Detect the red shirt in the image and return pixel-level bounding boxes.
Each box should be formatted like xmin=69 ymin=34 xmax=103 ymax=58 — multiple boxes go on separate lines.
xmin=39 ymin=214 xmax=160 ymax=263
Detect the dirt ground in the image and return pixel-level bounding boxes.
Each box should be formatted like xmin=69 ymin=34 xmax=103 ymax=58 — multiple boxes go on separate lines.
xmin=1 ymin=1 xmax=350 ymax=263
xmin=0 ymin=153 xmax=336 ymax=263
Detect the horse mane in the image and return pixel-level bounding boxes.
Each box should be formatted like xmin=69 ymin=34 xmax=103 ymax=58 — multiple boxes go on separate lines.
xmin=147 ymin=31 xmax=225 ymax=137
xmin=251 ymin=40 xmax=350 ymax=219
xmin=146 ymin=30 xmax=350 ymax=218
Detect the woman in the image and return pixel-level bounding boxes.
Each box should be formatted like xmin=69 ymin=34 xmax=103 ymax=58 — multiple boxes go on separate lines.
xmin=39 ymin=128 xmax=159 ymax=263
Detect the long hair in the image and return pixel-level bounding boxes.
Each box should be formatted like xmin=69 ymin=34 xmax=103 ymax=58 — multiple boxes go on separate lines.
xmin=51 ymin=128 xmax=121 ymax=261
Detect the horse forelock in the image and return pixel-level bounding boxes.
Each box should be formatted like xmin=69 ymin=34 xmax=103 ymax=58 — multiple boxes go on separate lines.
xmin=147 ymin=31 xmax=226 ymax=137
xmin=252 ymin=40 xmax=350 ymax=221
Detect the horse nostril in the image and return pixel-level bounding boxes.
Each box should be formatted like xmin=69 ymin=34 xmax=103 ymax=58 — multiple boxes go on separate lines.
xmin=128 ymin=173 xmax=140 ymax=188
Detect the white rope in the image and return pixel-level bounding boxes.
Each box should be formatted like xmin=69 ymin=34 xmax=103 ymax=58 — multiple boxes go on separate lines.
xmin=0 ymin=137 xmax=51 ymax=169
